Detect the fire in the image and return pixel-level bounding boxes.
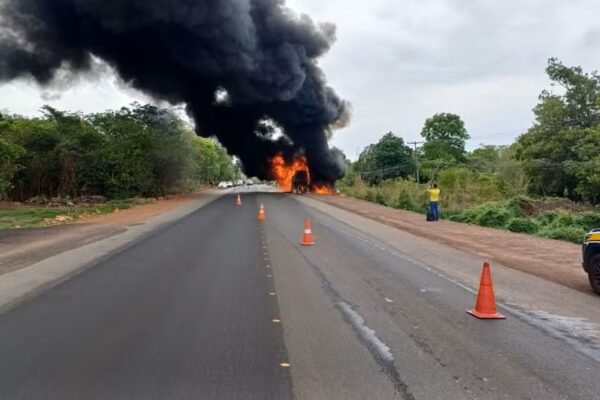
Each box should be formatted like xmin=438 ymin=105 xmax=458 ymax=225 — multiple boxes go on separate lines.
xmin=312 ymin=185 xmax=335 ymax=195
xmin=269 ymin=154 xmax=336 ymax=194
xmin=269 ymin=154 xmax=310 ymax=192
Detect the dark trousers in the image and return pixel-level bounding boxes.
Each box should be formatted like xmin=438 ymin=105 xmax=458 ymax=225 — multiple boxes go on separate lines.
xmin=429 ymin=201 xmax=440 ymax=221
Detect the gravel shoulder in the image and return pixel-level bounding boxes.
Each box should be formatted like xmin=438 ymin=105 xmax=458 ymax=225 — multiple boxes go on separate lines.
xmin=310 ymin=194 xmax=590 ymax=294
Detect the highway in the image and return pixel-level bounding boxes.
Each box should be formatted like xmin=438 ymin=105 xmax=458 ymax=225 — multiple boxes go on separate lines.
xmin=0 ymin=191 xmax=598 ymax=399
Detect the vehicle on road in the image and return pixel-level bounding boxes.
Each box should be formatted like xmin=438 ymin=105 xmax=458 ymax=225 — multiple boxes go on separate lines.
xmin=217 ymin=181 xmax=228 ymax=189
xmin=246 ymin=179 xmax=254 ymax=185
xmin=235 ymin=179 xmax=245 ymax=186
xmin=226 ymin=181 xmax=234 ymax=188
xmin=583 ymin=228 xmax=600 ymax=295
xmin=291 ymin=171 xmax=309 ymax=194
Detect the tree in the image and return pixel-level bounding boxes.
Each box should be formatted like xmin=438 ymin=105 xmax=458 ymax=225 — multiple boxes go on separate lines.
xmin=42 ymin=106 xmax=105 ymax=198
xmin=420 ymin=113 xmax=470 ymax=163
xmin=355 ymin=132 xmax=413 ymax=185
xmin=86 ymin=107 xmax=159 ymax=198
xmin=517 ymin=58 xmax=600 ymax=202
xmin=545 ymin=58 xmax=600 ymax=128
xmin=469 ymin=145 xmax=501 ymax=172
xmin=572 ymin=126 xmax=600 ymax=204
xmin=0 ymin=136 xmax=24 ymax=199
xmin=1 ymin=114 xmax=62 ymax=200
xmin=0 ymin=104 xmax=238 ymax=201
xmin=337 ymin=150 xmax=357 ymax=187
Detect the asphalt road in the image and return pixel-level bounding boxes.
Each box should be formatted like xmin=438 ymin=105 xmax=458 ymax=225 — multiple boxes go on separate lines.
xmin=0 ymin=191 xmax=598 ymax=399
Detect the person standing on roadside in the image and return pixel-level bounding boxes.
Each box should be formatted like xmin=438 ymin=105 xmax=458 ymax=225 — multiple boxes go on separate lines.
xmin=427 ymin=183 xmax=441 ymax=221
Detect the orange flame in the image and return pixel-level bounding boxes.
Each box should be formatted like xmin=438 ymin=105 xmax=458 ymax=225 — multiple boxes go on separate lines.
xmin=312 ymin=184 xmax=335 ymax=195
xmin=270 ymin=154 xmax=310 ymax=192
xmin=269 ymin=154 xmax=337 ymax=194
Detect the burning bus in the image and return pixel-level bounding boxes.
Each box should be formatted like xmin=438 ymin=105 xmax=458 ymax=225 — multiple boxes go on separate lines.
xmin=269 ymin=154 xmax=335 ymax=194
xmin=292 ymin=171 xmax=309 ymax=194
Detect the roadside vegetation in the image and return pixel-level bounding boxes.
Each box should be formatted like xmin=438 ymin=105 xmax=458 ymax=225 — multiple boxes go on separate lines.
xmin=0 ymin=103 xmax=240 ymax=229
xmin=338 ymin=59 xmax=600 ymax=244
xmin=0 ymin=103 xmax=238 ymax=202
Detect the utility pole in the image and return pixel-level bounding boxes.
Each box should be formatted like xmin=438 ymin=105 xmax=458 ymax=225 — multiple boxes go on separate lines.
xmin=408 ymin=141 xmax=424 ymax=184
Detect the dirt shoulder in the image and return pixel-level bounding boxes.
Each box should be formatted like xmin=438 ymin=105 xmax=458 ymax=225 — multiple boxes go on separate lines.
xmin=311 ymin=194 xmax=589 ymax=293
xmin=0 ymin=191 xmax=213 ymax=275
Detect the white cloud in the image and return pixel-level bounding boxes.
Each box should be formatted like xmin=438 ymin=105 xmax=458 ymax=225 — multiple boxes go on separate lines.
xmin=0 ymin=62 xmax=151 ymax=116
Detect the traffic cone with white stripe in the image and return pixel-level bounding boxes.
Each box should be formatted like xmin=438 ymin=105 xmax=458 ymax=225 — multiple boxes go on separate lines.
xmin=300 ymin=218 xmax=314 ymax=246
xmin=235 ymin=194 xmax=242 ymax=206
xmin=467 ymin=262 xmax=505 ymax=319
xmin=257 ymin=203 xmax=266 ymax=221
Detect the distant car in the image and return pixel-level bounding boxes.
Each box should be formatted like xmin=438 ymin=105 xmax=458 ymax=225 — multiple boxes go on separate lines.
xmin=583 ymin=228 xmax=600 ymax=295
xmin=217 ymin=181 xmax=228 ymax=189
xmin=226 ymin=181 xmax=234 ymax=188
xmin=235 ymin=179 xmax=244 ymax=186
xmin=246 ymin=179 xmax=254 ymax=185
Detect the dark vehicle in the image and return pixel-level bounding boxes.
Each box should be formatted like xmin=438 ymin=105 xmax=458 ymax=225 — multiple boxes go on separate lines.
xmin=583 ymin=228 xmax=600 ymax=295
xmin=292 ymin=171 xmax=309 ymax=194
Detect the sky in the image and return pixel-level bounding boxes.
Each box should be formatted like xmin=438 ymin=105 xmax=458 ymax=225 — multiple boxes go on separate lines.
xmin=1 ymin=0 xmax=600 ymax=160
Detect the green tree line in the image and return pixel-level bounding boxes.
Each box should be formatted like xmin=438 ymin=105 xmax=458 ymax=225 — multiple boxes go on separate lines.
xmin=0 ymin=104 xmax=237 ymax=201
xmin=343 ymin=58 xmax=600 ymax=206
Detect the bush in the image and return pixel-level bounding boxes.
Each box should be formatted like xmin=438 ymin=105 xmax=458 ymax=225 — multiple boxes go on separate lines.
xmin=554 ymin=212 xmax=574 ymax=227
xmin=394 ymin=190 xmax=416 ymax=211
xmin=436 ymin=167 xmax=507 ymax=211
xmin=507 ymin=217 xmax=539 ymax=234
xmin=450 ymin=203 xmax=512 ymax=227
xmin=448 ymin=204 xmax=485 ymax=224
xmin=475 ymin=206 xmax=512 ymax=228
xmin=536 ymin=211 xmax=560 ymax=226
xmin=572 ymin=212 xmax=600 ymax=231
xmin=540 ymin=227 xmax=587 ymax=244
xmin=374 ymin=191 xmax=386 ymax=205
xmin=362 ymin=189 xmax=376 ymax=202
xmin=507 ymin=195 xmax=536 ymax=217
xmin=458 ymin=207 xmax=481 ymax=224
xmin=447 ymin=213 xmax=467 ymax=223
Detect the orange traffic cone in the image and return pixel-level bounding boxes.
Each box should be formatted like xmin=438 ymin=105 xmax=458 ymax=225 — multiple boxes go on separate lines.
xmin=467 ymin=262 xmax=505 ymax=319
xmin=300 ymin=218 xmax=314 ymax=246
xmin=257 ymin=203 xmax=266 ymax=221
xmin=235 ymin=194 xmax=242 ymax=206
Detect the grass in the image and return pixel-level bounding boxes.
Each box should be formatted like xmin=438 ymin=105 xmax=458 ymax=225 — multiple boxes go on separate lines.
xmin=0 ymin=198 xmax=153 ymax=229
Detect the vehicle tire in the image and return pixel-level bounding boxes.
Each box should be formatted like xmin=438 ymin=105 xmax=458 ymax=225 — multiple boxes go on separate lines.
xmin=588 ymin=254 xmax=600 ymax=295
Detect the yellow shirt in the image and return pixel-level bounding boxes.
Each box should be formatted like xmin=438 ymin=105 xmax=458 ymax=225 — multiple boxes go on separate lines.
xmin=427 ymin=188 xmax=440 ymax=202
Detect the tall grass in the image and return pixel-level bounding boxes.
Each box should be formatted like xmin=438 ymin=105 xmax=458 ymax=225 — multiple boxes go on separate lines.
xmin=340 ymin=167 xmax=513 ymax=213
xmin=339 ymin=171 xmax=598 ymax=244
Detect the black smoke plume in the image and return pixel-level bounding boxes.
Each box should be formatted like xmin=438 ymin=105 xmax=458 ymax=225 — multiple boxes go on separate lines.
xmin=0 ymin=0 xmax=349 ymax=184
